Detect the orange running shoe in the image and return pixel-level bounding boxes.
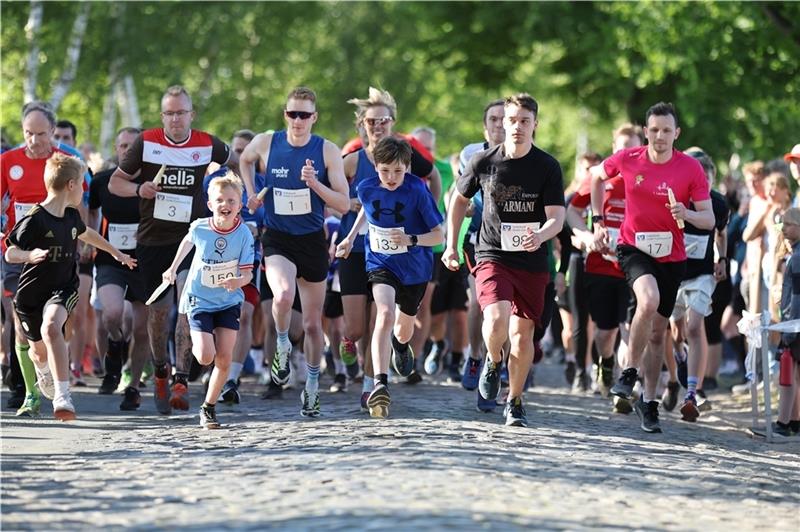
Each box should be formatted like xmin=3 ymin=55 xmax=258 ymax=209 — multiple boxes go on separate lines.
xmin=170 ymin=382 xmax=190 ymax=410
xmin=154 ymin=375 xmax=172 ymax=415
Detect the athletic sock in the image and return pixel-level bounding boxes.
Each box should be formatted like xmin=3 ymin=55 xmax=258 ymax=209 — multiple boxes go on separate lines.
xmin=601 ymin=355 xmax=615 ymax=369
xmin=105 ymin=338 xmax=126 ymax=376
xmin=334 ymin=357 xmax=346 ymax=375
xmin=362 ymin=376 xmax=374 ymax=393
xmin=687 ymin=376 xmax=698 ymax=396
xmin=450 ymin=351 xmax=463 ymax=368
xmin=15 ymin=344 xmax=38 ymax=397
xmin=305 ymin=364 xmax=320 ymax=393
xmin=229 ymin=362 xmax=244 ymax=382
xmin=276 ymin=329 xmax=290 ymax=350
xmin=54 ymin=380 xmax=70 ymax=402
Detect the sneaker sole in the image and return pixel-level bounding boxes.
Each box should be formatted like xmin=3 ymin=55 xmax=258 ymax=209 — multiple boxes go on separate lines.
xmin=392 ymin=352 xmax=414 ymax=378
xmin=201 ymin=422 xmax=221 ymax=429
xmin=15 ymin=408 xmax=40 ymax=417
xmin=120 ymin=403 xmax=140 ymax=411
xmin=423 ymin=353 xmax=442 ymax=376
xmin=634 ymin=403 xmax=662 ymax=433
xmin=505 ymin=418 xmax=528 ymax=427
xmin=54 ymin=409 xmax=76 ymax=421
xmin=613 ymin=396 xmax=633 ymax=414
xmin=367 ymin=392 xmax=391 ymax=419
xmin=680 ymin=403 xmax=700 ymax=422
xmin=301 ymin=409 xmax=321 ymax=418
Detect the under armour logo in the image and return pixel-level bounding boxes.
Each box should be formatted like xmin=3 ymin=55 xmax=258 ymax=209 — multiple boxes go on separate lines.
xmin=372 ymin=200 xmax=405 ymax=223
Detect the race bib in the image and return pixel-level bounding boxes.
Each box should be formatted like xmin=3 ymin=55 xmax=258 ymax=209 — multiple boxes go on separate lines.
xmin=200 ymin=260 xmax=239 ymax=288
xmin=107 ymin=223 xmax=138 ymax=250
xmin=369 ymin=224 xmax=407 ymax=255
xmin=469 ymin=232 xmax=477 ymax=245
xmin=607 ymin=227 xmax=620 ymax=253
xmin=500 ymin=222 xmax=540 ymax=252
xmin=635 ymin=231 xmax=673 ymax=259
xmin=154 ymin=192 xmax=192 ymax=223
xmin=14 ymin=202 xmax=35 ymax=222
xmin=273 ymin=188 xmax=311 ymax=215
xmin=331 ymin=271 xmax=341 ymax=293
xmin=684 ymin=233 xmax=709 ymax=260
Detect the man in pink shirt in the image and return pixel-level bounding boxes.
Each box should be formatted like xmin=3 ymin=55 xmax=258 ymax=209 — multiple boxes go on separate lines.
xmin=590 ymin=102 xmax=714 ymax=433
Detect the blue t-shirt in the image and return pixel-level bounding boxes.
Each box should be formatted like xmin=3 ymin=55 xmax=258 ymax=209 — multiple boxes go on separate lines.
xmin=203 ymin=168 xmax=264 ymax=264
xmin=179 ymin=217 xmax=255 ymax=316
xmin=357 ymin=174 xmax=443 ymax=285
xmin=337 ymin=149 xmax=376 ymax=253
xmin=263 ymin=130 xmax=328 ymax=235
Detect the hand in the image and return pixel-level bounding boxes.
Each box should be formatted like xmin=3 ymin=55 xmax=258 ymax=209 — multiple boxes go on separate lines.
xmin=28 ymin=248 xmax=49 ymax=264
xmin=441 ymin=248 xmax=460 ymax=271
xmin=246 ymin=194 xmax=263 ymax=214
xmin=79 ymin=243 xmax=94 ymax=263
xmin=388 ymin=229 xmax=407 ymax=247
xmin=713 ymin=260 xmax=727 ymax=282
xmin=162 ymin=269 xmax=177 ymax=285
xmin=221 ymin=275 xmax=244 ymax=292
xmin=335 ymin=238 xmax=353 ymax=259
xmin=300 ymin=158 xmax=318 ymax=189
xmin=349 ymin=197 xmax=362 ymax=212
xmin=115 ymin=252 xmax=137 ymax=270
xmin=465 ymin=201 xmax=475 ymax=217
xmin=665 ymin=201 xmax=687 ymax=223
xmin=555 ymin=272 xmax=566 ymax=298
xmin=521 ymin=227 xmax=542 ymax=252
xmin=138 ymin=180 xmax=160 ymax=200
xmin=592 ymin=224 xmax=610 ymax=253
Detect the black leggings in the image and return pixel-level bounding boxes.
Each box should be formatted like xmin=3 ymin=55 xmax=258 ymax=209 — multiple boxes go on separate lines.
xmin=568 ymin=254 xmax=590 ymax=369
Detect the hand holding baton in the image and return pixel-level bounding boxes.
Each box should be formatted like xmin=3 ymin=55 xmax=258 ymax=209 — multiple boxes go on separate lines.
xmin=248 ymin=187 xmax=268 ymax=215
xmin=152 ymin=164 xmax=166 ymax=186
xmin=667 ymin=188 xmax=685 ymax=229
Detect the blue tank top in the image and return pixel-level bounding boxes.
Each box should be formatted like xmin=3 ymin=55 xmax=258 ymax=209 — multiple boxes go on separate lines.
xmin=336 ymin=149 xmax=377 ymax=253
xmin=264 ymin=130 xmax=328 ymax=235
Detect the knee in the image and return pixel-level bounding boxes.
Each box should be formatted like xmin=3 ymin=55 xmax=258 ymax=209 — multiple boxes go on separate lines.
xmin=686 ymin=317 xmax=703 ymax=338
xmin=214 ymin=353 xmax=231 ymax=371
xmin=344 ymin=323 xmax=364 ymax=342
xmin=302 ymin=314 xmax=322 ymax=338
xmin=375 ymin=306 xmax=395 ymax=327
xmin=273 ymin=292 xmax=293 ymax=313
xmin=194 ymin=347 xmax=215 ymax=366
xmin=40 ymin=319 xmax=62 ymax=343
xmin=637 ymin=297 xmax=660 ymax=317
xmin=103 ymin=311 xmax=124 ymax=334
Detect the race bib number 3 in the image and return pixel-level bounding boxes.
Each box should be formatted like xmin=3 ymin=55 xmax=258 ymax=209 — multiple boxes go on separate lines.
xmin=684 ymin=233 xmax=709 ymax=260
xmin=200 ymin=260 xmax=239 ymax=288
xmin=14 ymin=202 xmax=36 ymax=222
xmin=369 ymin=225 xmax=407 ymax=255
xmin=274 ymin=188 xmax=311 ymax=215
xmin=635 ymin=231 xmax=673 ymax=259
xmin=154 ymin=192 xmax=192 ymax=223
xmin=500 ymin=222 xmax=540 ymax=252
xmin=108 ymin=223 xmax=138 ymax=250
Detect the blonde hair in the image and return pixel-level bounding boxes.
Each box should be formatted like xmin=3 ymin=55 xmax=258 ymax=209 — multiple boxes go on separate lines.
xmin=287 ymin=86 xmax=317 ymax=105
xmin=44 ymin=152 xmax=85 ymax=191
xmin=208 ymin=171 xmax=244 ymax=199
xmin=347 ymin=87 xmax=397 ymax=126
xmin=162 ymin=85 xmax=192 ymax=108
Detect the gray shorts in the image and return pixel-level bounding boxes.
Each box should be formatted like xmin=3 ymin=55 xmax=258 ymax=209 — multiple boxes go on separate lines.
xmin=95 ymin=264 xmax=147 ymax=303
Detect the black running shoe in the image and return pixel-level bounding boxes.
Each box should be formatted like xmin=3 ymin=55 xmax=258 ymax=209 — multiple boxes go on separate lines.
xmin=330 ymin=373 xmax=347 ymax=393
xmin=367 ymin=383 xmax=391 ymax=418
xmin=773 ymin=421 xmax=794 ymax=437
xmin=564 ymin=360 xmax=577 ymax=387
xmin=119 ymin=386 xmax=141 ymax=411
xmin=611 ymin=368 xmax=638 ymax=400
xmin=403 ymin=370 xmax=423 ymax=385
xmin=391 ymin=343 xmax=415 ymax=378
xmin=634 ymin=398 xmax=662 ymax=433
xmin=98 ymin=373 xmax=121 ymax=395
xmin=702 ymin=376 xmax=718 ymax=391
xmin=220 ymin=379 xmax=241 ymax=405
xmin=199 ymin=405 xmax=221 ymax=429
xmin=479 ymin=357 xmax=501 ymax=401
xmin=261 ymin=378 xmax=283 ymax=400
xmin=661 ymin=381 xmax=680 ymax=412
xmin=674 ymin=345 xmax=688 ymax=389
xmin=503 ymin=396 xmax=528 ymax=427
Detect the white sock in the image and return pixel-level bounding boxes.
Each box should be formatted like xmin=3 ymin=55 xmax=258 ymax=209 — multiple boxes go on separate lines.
xmin=55 ymin=380 xmax=70 ymax=401
xmin=229 ymin=362 xmax=244 ymax=382
xmin=334 ymin=357 xmax=346 ymax=375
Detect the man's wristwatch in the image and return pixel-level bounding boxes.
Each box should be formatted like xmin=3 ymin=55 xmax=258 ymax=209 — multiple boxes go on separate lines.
xmin=591 ymin=214 xmax=604 ymax=225
xmin=409 ymin=235 xmax=419 ymax=247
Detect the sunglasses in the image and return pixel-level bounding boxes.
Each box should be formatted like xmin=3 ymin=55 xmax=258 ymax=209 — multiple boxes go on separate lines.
xmin=364 ymin=116 xmax=393 ymax=127
xmin=285 ymin=110 xmax=315 ymax=120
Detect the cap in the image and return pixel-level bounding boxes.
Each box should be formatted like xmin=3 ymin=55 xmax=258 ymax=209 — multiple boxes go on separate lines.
xmin=784 ymin=144 xmax=800 ymax=162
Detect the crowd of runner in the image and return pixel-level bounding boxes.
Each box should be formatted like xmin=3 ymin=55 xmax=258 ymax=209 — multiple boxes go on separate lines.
xmin=2 ymin=85 xmax=799 ymax=436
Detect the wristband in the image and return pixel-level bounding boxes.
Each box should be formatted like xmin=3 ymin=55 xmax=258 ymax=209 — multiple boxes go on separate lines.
xmin=135 ymin=183 xmax=142 ymax=197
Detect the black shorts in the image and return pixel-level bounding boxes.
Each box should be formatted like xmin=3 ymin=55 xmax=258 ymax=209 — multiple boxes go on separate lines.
xmin=95 ymin=264 xmax=147 ymax=303
xmin=338 ymin=252 xmax=369 ymax=296
xmin=705 ymin=276 xmax=732 ymax=345
xmin=262 ymin=228 xmax=328 ymax=283
xmin=585 ymin=273 xmax=630 ymax=330
xmin=431 ymin=262 xmax=469 ymax=315
xmin=462 ymin=238 xmax=477 ymax=275
xmin=78 ymin=260 xmax=93 ymax=276
xmin=259 ymin=267 xmax=302 ymax=311
xmin=617 ymin=244 xmax=686 ymax=319
xmin=324 ymin=283 xmax=344 ymax=319
xmin=136 ymin=242 xmax=194 ymax=304
xmin=14 ymin=286 xmax=80 ymax=342
xmin=187 ymin=305 xmax=241 ymax=333
xmin=368 ymin=268 xmax=427 ymax=316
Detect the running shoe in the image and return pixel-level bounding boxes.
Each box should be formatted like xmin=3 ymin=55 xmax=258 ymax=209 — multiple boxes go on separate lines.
xmin=680 ymin=393 xmax=699 ymax=422
xmin=564 ymin=359 xmax=577 ymax=387
xmin=300 ymin=389 xmax=321 ymax=417
xmin=261 ymin=378 xmax=283 ymax=400
xmin=220 ymin=380 xmax=241 ymax=405
xmin=34 ymin=364 xmax=55 ymax=400
xmin=612 ymin=395 xmax=633 ymax=415
xmin=360 ymin=391 xmax=370 ymax=413
xmin=479 ymin=357 xmax=501 ymax=401
xmin=424 ymin=340 xmax=447 ymax=375
xmin=70 ymin=368 xmax=87 ymax=387
xmin=271 ymin=342 xmax=292 ymax=385
xmin=153 ymin=374 xmax=172 ymax=415
xmin=339 ymin=338 xmax=360 ymax=378
xmin=461 ymin=357 xmax=481 ymax=391
xmin=330 ymin=373 xmax=347 ymax=393
xmin=367 ymin=383 xmax=391 ymax=418
xmin=597 ymin=363 xmax=614 ymax=398
xmin=661 ymin=381 xmax=680 ymax=412
xmin=477 ymin=393 xmax=497 ymax=413
xmin=119 ymin=368 xmax=133 ymax=392
xmin=7 ymin=384 xmax=25 ymax=409
xmin=199 ymin=405 xmax=221 ymax=429
xmin=391 ymin=341 xmax=415 ymax=378
xmin=702 ymin=376 xmax=718 ymax=391
xmin=500 ymin=364 xmax=509 ymax=388
xmin=572 ymin=370 xmax=591 ymax=393
xmin=52 ymin=394 xmax=77 ymax=421
xmin=611 ymin=367 xmax=638 ymax=400
xmin=696 ymin=389 xmax=712 ymax=412
xmin=403 ymin=370 xmax=423 ymax=385
xmin=634 ymin=398 xmax=662 ymax=433
xmin=170 ymin=381 xmax=190 ymax=410
xmin=119 ymin=386 xmax=141 ymax=411
xmin=447 ymin=360 xmax=462 ymax=383
xmin=674 ymin=343 xmax=689 ymax=389
xmin=98 ymin=372 xmax=121 ymax=395
xmin=503 ymin=396 xmax=528 ymax=427
xmin=15 ymin=393 xmax=41 ymax=417
xmin=773 ymin=421 xmax=794 ymax=437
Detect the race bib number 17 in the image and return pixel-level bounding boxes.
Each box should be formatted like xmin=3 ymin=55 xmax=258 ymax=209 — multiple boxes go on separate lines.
xmin=635 ymin=231 xmax=673 ymax=259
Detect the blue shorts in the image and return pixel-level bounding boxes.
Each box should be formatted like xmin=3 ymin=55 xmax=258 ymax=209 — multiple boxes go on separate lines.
xmin=187 ymin=305 xmax=241 ymax=333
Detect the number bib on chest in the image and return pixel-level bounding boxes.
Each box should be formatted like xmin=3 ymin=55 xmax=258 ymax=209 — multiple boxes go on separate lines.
xmin=369 ymin=225 xmax=407 ymax=255
xmin=108 ymin=223 xmax=138 ymax=250
xmin=200 ymin=260 xmax=239 ymax=288
xmin=607 ymin=227 xmax=620 ymax=253
xmin=273 ymin=188 xmax=311 ymax=215
xmin=635 ymin=231 xmax=673 ymax=259
xmin=14 ymin=202 xmax=36 ymax=222
xmin=683 ymin=233 xmax=709 ymax=260
xmin=154 ymin=192 xmax=192 ymax=223
xmin=500 ymin=222 xmax=540 ymax=252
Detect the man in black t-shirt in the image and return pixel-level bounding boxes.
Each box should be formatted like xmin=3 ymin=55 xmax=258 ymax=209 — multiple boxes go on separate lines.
xmin=443 ymin=94 xmax=565 ymax=427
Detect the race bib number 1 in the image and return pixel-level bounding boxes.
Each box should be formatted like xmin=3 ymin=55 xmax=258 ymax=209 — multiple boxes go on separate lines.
xmin=273 ymin=188 xmax=311 ymax=215
xmin=500 ymin=222 xmax=540 ymax=252
xmin=369 ymin=225 xmax=407 ymax=255
xmin=635 ymin=231 xmax=673 ymax=259
xmin=154 ymin=193 xmax=192 ymax=223
xmin=108 ymin=223 xmax=138 ymax=250
xmin=200 ymin=260 xmax=239 ymax=288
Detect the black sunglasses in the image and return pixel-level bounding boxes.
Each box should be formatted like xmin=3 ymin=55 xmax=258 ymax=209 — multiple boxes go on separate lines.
xmin=285 ymin=110 xmax=314 ymax=120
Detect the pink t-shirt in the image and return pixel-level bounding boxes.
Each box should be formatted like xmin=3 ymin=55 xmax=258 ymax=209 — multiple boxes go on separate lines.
xmin=603 ymin=146 xmax=710 ymax=263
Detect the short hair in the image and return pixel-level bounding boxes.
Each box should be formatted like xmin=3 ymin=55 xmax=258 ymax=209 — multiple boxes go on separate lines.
xmin=207 ymin=170 xmax=244 ymax=199
xmin=482 ymin=99 xmax=504 ymax=126
xmin=743 ymin=161 xmax=766 ymax=180
xmin=162 ymin=85 xmax=192 ymax=108
xmin=411 ymin=126 xmax=436 ymax=141
xmin=765 ymin=171 xmax=790 ymax=193
xmin=55 ymin=120 xmax=77 ymax=140
xmin=232 ymin=129 xmax=255 ymax=143
xmin=613 ymin=123 xmax=645 ymax=144
xmin=21 ymin=100 xmax=56 ymax=127
xmin=372 ymin=137 xmax=412 ymax=167
xmin=685 ymin=147 xmax=716 ymax=180
xmin=287 ymin=86 xmax=316 ymax=105
xmin=347 ymin=87 xmax=397 ymax=126
xmin=579 ymin=151 xmax=603 ymax=165
xmin=504 ymin=93 xmax=539 ymax=116
xmin=116 ymin=126 xmax=142 ymax=138
xmin=44 ymin=152 xmax=85 ymax=191
xmin=645 ymin=102 xmax=679 ymax=127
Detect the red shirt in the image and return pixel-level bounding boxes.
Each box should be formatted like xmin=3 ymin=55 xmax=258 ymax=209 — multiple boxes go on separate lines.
xmin=603 ymin=146 xmax=709 ymax=263
xmin=571 ymin=174 xmax=625 ymax=278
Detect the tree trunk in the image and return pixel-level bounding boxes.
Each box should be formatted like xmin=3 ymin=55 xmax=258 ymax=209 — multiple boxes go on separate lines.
xmin=117 ymin=76 xmax=141 ymax=128
xmin=23 ymin=0 xmax=43 ymax=103
xmin=98 ymin=84 xmax=117 ymax=161
xmin=49 ymin=2 xmax=91 ymax=112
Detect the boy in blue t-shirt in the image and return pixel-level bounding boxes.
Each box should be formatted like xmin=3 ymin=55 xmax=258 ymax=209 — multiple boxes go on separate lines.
xmin=336 ymin=137 xmax=443 ymax=418
xmin=162 ymin=173 xmax=255 ymax=429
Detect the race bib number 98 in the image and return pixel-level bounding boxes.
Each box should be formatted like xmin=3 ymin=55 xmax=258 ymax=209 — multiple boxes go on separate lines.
xmin=154 ymin=192 xmax=192 ymax=223
xmin=635 ymin=231 xmax=673 ymax=259
xmin=369 ymin=225 xmax=407 ymax=255
xmin=500 ymin=222 xmax=540 ymax=252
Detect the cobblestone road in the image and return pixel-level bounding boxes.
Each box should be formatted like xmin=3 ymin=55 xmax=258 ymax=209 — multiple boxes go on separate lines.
xmin=2 ymin=360 xmax=799 ymax=531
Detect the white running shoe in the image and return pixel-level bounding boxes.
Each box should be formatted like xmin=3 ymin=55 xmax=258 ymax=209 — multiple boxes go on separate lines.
xmin=34 ymin=364 xmax=55 ymax=400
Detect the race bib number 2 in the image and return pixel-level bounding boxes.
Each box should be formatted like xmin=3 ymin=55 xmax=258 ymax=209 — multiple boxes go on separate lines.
xmin=154 ymin=193 xmax=192 ymax=223
xmin=683 ymin=233 xmax=709 ymax=260
xmin=108 ymin=223 xmax=138 ymax=250
xmin=635 ymin=231 xmax=673 ymax=259
xmin=500 ymin=222 xmax=540 ymax=252
xmin=369 ymin=225 xmax=407 ymax=255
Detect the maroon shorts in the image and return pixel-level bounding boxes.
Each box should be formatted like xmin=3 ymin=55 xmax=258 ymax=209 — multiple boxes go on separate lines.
xmin=474 ymin=260 xmax=549 ymax=324
xmin=242 ymin=284 xmax=259 ymax=308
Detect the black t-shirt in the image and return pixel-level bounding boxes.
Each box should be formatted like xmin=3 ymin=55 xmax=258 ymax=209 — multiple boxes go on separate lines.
xmin=457 ymin=144 xmax=564 ymax=272
xmin=684 ymin=189 xmax=729 ymax=280
xmin=90 ymin=167 xmax=141 ymax=268
xmin=7 ymin=205 xmax=86 ymax=306
xmin=410 ymin=146 xmax=434 ymax=179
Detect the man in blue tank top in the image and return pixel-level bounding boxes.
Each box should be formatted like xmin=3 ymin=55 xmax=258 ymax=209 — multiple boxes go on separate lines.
xmin=240 ymin=87 xmax=349 ymax=417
